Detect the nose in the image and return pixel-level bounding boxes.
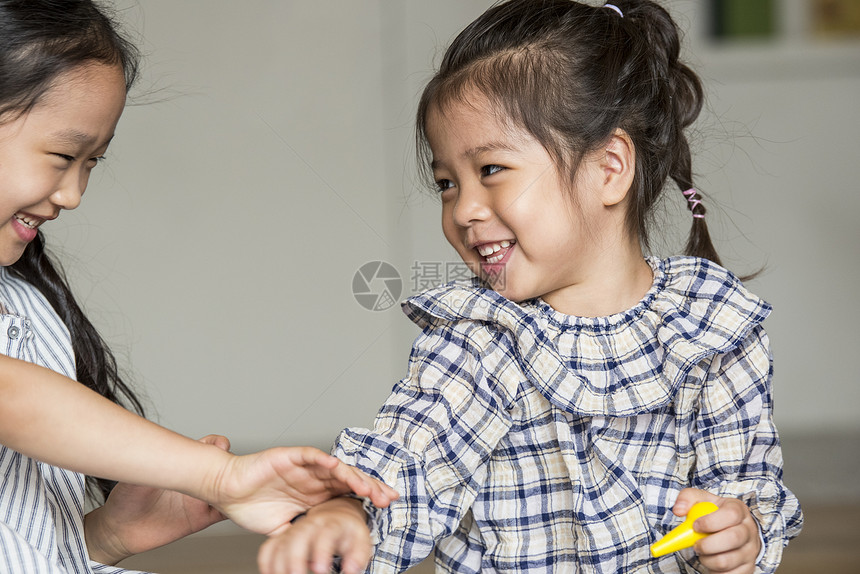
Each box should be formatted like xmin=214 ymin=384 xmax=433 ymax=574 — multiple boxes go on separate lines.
xmin=451 ymin=181 xmax=492 ymax=228
xmin=50 ymin=171 xmax=87 ymax=211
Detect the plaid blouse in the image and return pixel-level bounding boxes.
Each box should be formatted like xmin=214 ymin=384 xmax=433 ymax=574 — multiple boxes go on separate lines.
xmin=334 ymin=257 xmax=802 ymax=573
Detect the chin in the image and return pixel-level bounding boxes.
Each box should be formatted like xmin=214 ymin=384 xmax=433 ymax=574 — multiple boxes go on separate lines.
xmin=487 ymin=280 xmax=534 ymax=304
xmin=0 ymin=250 xmax=24 ymax=267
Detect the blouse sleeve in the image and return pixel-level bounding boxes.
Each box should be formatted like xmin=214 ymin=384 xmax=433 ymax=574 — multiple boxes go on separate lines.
xmin=688 ymin=324 xmax=803 ymax=573
xmin=333 ymin=320 xmax=516 ymax=572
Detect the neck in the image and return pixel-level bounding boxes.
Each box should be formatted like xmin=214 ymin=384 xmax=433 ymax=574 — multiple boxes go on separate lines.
xmin=542 ymin=243 xmax=653 ymax=318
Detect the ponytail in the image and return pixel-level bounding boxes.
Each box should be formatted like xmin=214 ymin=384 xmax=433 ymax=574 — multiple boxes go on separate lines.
xmin=609 ymin=0 xmax=723 ymax=264
xmin=679 ymin=189 xmax=722 ymax=266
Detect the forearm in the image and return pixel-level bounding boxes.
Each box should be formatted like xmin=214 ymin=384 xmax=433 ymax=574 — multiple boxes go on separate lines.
xmin=0 ymin=354 xmax=228 ymax=501
xmin=693 ymin=329 xmax=802 ymax=571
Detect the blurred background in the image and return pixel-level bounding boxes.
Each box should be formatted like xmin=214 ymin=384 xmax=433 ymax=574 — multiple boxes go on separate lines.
xmin=47 ymin=0 xmax=857 ymax=571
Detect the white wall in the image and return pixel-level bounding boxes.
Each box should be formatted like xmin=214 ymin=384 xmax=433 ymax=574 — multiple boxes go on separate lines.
xmin=55 ymin=0 xmax=404 ymax=453
xmin=51 ymin=0 xmax=859 ymax=460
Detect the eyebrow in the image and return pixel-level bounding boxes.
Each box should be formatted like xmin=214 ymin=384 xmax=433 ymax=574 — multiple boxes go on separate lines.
xmin=430 ymin=141 xmax=520 ymax=170
xmin=49 ymin=129 xmax=113 ymax=148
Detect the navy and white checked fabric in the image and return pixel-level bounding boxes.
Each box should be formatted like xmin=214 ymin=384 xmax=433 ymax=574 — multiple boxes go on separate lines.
xmin=334 ymin=257 xmax=803 ymax=573
xmin=0 ymin=267 xmax=149 ymax=574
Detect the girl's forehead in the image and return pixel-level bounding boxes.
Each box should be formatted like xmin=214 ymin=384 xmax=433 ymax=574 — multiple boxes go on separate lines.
xmin=427 ymin=98 xmax=531 ymax=153
xmin=40 ymin=63 xmax=127 ymax=104
xmin=24 ymin=63 xmax=127 ymax=145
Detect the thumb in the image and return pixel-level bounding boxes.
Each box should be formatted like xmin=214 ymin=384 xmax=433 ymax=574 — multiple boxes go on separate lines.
xmin=199 ymin=434 xmax=232 ymax=453
xmin=672 ymin=487 xmax=720 ymax=517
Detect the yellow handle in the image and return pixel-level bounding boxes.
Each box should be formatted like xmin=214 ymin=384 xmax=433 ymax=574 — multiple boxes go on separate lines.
xmin=650 ymin=501 xmax=719 ymax=558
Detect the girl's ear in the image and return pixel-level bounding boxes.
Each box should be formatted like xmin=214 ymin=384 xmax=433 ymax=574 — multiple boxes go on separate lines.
xmin=598 ymin=129 xmax=635 ymax=207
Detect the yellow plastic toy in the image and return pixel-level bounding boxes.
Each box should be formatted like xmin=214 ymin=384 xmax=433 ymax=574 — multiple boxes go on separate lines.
xmin=650 ymin=501 xmax=719 ymax=558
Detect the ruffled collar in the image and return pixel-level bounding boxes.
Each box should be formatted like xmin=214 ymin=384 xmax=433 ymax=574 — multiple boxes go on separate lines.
xmin=402 ymin=257 xmax=771 ymax=417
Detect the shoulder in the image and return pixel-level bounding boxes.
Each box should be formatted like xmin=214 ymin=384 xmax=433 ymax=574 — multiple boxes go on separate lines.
xmin=0 ymin=267 xmax=75 ymax=377
xmin=402 ymin=278 xmax=514 ymax=326
xmin=0 ymin=267 xmax=67 ymax=328
xmin=400 ymin=279 xmax=527 ymax=406
xmin=660 ymin=256 xmax=769 ymax=316
xmin=653 ymin=256 xmax=771 ymax=356
xmin=402 ymin=278 xmax=538 ymax=367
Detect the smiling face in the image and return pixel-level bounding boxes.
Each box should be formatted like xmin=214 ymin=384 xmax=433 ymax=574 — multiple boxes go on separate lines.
xmin=427 ymin=96 xmax=651 ymax=315
xmin=0 ymin=63 xmax=127 ymax=266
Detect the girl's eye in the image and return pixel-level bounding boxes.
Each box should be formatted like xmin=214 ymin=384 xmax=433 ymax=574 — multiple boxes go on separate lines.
xmin=52 ymin=154 xmax=106 ymax=168
xmin=435 ymin=179 xmax=454 ymax=193
xmin=481 ymin=164 xmax=504 ymax=177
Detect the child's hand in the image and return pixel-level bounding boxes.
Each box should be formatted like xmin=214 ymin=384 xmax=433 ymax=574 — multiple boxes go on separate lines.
xmin=672 ymin=488 xmax=762 ymax=574
xmin=85 ymin=434 xmax=230 ymax=565
xmin=209 ymin=447 xmax=397 ymax=537
xmin=257 ymin=497 xmax=371 ymax=574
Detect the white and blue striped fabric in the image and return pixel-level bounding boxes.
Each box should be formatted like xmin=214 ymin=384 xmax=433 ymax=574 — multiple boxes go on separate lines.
xmin=335 ymin=256 xmax=803 ymax=573
xmin=0 ymin=267 xmax=149 ymax=574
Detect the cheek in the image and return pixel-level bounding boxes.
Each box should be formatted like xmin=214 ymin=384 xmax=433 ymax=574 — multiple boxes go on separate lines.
xmin=440 ymin=203 xmax=458 ymax=246
xmin=0 ymin=163 xmax=58 ymax=207
xmin=440 ymin=205 xmax=477 ymax=264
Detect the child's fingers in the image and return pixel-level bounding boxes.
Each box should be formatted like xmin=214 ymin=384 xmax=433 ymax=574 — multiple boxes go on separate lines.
xmin=698 ymin=525 xmax=759 ymax=569
xmin=328 ymin=461 xmax=399 ymax=507
xmin=697 ymin=550 xmax=753 ymax=574
xmin=696 ymin=541 xmax=756 ymax=574
xmin=696 ymin=525 xmax=753 ymax=556
xmin=671 ymin=490 xmax=760 ymax=573
xmin=672 ymin=487 xmax=721 ymax=516
xmin=270 ymin=447 xmax=397 ymax=506
xmin=258 ymin=530 xmax=311 ymax=574
xmin=353 ymin=474 xmax=399 ymax=508
xmin=335 ymin=529 xmax=372 ymax=574
xmin=287 ymin=446 xmax=340 ymax=469
xmin=694 ymin=520 xmax=760 ymax=574
xmin=308 ymin=530 xmax=339 ymax=574
xmin=694 ymin=499 xmax=746 ymax=534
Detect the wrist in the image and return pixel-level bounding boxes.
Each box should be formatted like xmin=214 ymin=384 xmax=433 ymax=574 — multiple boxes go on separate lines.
xmin=84 ymin=507 xmax=130 ymax=566
xmin=307 ymin=496 xmax=368 ymax=522
xmin=192 ymin=445 xmax=236 ymax=507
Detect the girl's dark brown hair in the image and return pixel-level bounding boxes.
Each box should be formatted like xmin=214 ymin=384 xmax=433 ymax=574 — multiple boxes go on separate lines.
xmin=416 ymin=0 xmax=722 ymax=265
xmin=0 ymin=0 xmax=144 ymax=500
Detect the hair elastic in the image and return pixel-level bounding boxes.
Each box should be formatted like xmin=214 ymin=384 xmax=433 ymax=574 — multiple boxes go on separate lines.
xmin=604 ymin=4 xmax=624 ymax=17
xmin=682 ymin=188 xmax=705 ymax=219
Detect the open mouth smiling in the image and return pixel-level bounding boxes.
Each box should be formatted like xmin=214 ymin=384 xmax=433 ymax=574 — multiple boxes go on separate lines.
xmin=476 ymin=239 xmax=516 ymax=264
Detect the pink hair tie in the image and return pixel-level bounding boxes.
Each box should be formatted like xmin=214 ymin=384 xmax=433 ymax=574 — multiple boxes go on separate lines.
xmin=604 ymin=4 xmax=624 ymax=17
xmin=682 ymin=188 xmax=705 ymax=219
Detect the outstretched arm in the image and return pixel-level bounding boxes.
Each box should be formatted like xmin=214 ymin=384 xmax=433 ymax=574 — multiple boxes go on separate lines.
xmin=0 ymin=354 xmax=397 ymax=538
xmin=84 ymin=434 xmax=231 ymax=566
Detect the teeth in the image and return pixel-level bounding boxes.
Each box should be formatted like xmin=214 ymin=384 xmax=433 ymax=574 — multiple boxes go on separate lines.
xmin=476 ymin=240 xmax=515 ymax=259
xmin=15 ymin=214 xmax=39 ymax=229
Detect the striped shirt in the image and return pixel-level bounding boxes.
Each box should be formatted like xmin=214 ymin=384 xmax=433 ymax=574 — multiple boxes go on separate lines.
xmin=0 ymin=267 xmax=148 ymax=574
xmin=334 ymin=256 xmax=803 ymax=573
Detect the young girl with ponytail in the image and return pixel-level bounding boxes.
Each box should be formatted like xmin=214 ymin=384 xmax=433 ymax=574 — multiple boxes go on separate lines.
xmin=264 ymin=1 xmax=802 ymax=573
